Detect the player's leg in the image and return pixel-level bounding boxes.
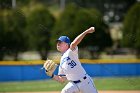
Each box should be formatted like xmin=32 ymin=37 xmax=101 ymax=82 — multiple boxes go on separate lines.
xmin=80 ymin=76 xmax=98 ymax=93
xmin=61 ymin=82 xmax=80 ymax=93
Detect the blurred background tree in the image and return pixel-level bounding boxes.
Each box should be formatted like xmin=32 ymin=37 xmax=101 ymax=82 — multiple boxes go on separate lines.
xmin=26 ymin=4 xmax=55 ymax=60
xmin=0 ymin=9 xmax=27 ymax=60
xmin=67 ymin=0 xmax=137 ymax=23
xmin=0 ymin=0 xmax=12 ymax=9
xmin=51 ymin=3 xmax=112 ymax=58
xmin=0 ymin=0 xmax=139 ymax=60
xmin=0 ymin=12 xmax=5 ymax=60
xmin=122 ymin=2 xmax=140 ymax=58
xmin=51 ymin=3 xmax=79 ymax=49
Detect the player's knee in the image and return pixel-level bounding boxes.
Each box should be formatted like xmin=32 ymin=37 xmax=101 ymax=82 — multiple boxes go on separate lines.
xmin=61 ymin=89 xmax=68 ymax=93
xmin=61 ymin=88 xmax=71 ymax=93
xmin=61 ymin=89 xmax=66 ymax=93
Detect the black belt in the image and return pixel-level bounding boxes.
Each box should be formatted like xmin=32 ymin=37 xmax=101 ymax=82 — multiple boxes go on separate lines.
xmin=73 ymin=76 xmax=87 ymax=84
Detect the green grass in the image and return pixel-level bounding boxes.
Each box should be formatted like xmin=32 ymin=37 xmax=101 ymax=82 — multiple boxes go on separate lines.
xmin=0 ymin=77 xmax=140 ymax=92
xmin=0 ymin=80 xmax=65 ymax=92
xmin=94 ymin=77 xmax=140 ymax=90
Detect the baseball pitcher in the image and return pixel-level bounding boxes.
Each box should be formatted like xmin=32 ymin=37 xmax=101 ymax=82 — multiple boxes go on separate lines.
xmin=43 ymin=27 xmax=98 ymax=93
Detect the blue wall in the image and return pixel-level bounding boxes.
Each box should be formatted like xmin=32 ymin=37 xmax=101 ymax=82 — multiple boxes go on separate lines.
xmin=0 ymin=63 xmax=140 ymax=81
xmin=83 ymin=63 xmax=140 ymax=77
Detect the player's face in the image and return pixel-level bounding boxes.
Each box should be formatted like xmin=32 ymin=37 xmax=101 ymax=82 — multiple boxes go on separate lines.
xmin=57 ymin=41 xmax=68 ymax=53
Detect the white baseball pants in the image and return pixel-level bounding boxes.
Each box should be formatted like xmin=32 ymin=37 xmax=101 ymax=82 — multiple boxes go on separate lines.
xmin=61 ymin=75 xmax=98 ymax=93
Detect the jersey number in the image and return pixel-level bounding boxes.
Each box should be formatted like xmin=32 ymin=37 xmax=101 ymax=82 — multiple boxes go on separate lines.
xmin=68 ymin=60 xmax=77 ymax=68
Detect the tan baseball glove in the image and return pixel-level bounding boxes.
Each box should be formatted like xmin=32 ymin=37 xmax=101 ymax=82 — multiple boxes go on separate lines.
xmin=43 ymin=60 xmax=57 ymax=78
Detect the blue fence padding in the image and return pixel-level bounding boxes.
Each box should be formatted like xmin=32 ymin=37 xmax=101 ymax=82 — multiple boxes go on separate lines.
xmin=82 ymin=63 xmax=140 ymax=77
xmin=0 ymin=63 xmax=140 ymax=81
xmin=0 ymin=65 xmax=59 ymax=82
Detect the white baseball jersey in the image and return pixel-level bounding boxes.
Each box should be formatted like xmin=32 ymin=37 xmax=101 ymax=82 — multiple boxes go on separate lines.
xmin=58 ymin=46 xmax=86 ymax=81
xmin=58 ymin=47 xmax=98 ymax=93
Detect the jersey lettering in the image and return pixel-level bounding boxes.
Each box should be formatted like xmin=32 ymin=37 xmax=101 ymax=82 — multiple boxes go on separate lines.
xmin=62 ymin=56 xmax=77 ymax=68
xmin=68 ymin=60 xmax=77 ymax=68
xmin=61 ymin=56 xmax=71 ymax=66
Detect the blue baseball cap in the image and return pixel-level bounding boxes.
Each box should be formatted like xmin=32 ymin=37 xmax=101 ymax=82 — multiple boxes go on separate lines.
xmin=57 ymin=36 xmax=71 ymax=44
